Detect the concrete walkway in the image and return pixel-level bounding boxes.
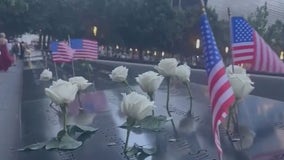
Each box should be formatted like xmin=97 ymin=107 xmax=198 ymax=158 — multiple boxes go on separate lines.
xmin=0 ymin=61 xmax=23 ymax=160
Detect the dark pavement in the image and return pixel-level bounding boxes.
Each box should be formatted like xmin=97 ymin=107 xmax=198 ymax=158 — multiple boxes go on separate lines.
xmin=0 ymin=61 xmax=23 ymax=160
xmin=1 ymin=53 xmax=284 ymax=160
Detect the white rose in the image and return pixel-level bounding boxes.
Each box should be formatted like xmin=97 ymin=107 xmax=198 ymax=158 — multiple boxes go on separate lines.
xmin=121 ymin=92 xmax=154 ymax=121
xmin=109 ymin=66 xmax=128 ymax=82
xmin=175 ymin=64 xmax=191 ymax=82
xmin=69 ymin=76 xmax=92 ymax=90
xmin=52 ymin=79 xmax=70 ymax=86
xmin=40 ymin=69 xmax=53 ymax=81
xmin=226 ymin=66 xmax=254 ymax=99
xmin=154 ymin=58 xmax=178 ymax=77
xmin=135 ymin=71 xmax=164 ymax=94
xmin=45 ymin=79 xmax=78 ymax=105
xmin=226 ymin=65 xmax=246 ymax=74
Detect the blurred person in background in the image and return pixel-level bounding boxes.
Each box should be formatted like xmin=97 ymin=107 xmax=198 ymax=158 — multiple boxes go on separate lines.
xmin=11 ymin=40 xmax=20 ymax=66
xmin=20 ymin=41 xmax=26 ymax=59
xmin=0 ymin=33 xmax=13 ymax=71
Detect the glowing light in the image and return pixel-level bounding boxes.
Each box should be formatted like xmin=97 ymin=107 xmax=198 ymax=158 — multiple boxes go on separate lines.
xmin=162 ymin=51 xmax=165 ymax=57
xmin=116 ymin=45 xmax=119 ymax=49
xmin=147 ymin=50 xmax=150 ymax=54
xmin=154 ymin=51 xmax=157 ymax=56
xmin=196 ymin=39 xmax=200 ymax=49
xmin=129 ymin=48 xmax=133 ymax=52
xmin=225 ymin=46 xmax=229 ymax=53
xmin=93 ymin=26 xmax=97 ymax=36
xmin=135 ymin=48 xmax=138 ymax=52
xmin=280 ymin=51 xmax=284 ymax=60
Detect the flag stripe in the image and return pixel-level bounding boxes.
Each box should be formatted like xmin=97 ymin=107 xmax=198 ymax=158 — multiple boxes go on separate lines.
xmin=233 ymin=56 xmax=254 ymax=62
xmin=233 ymin=48 xmax=254 ymax=54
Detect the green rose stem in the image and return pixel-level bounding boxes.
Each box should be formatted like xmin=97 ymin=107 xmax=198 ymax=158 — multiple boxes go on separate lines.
xmin=60 ymin=104 xmax=67 ymax=132
xmin=166 ymin=77 xmax=178 ymax=137
xmin=124 ymin=118 xmax=135 ymax=153
xmin=49 ymin=101 xmax=60 ymax=113
xmin=226 ymin=101 xmax=240 ymax=141
xmin=77 ymin=91 xmax=83 ymax=110
xmin=148 ymin=92 xmax=154 ymax=116
xmin=123 ymin=80 xmax=134 ymax=92
xmin=86 ymin=63 xmax=95 ymax=90
xmin=232 ymin=101 xmax=240 ymax=138
xmin=184 ymin=82 xmax=193 ymax=115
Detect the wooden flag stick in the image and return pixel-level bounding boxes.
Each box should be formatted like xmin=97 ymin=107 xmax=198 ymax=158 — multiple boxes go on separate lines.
xmin=68 ymin=35 xmax=75 ymax=76
xmin=227 ymin=8 xmax=235 ymax=73
xmin=200 ymin=0 xmax=206 ymax=14
xmin=53 ymin=62 xmax=59 ymax=80
xmin=71 ymin=60 xmax=75 ymax=76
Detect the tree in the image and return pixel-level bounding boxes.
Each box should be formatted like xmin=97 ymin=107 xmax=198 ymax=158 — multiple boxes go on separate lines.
xmin=247 ymin=2 xmax=269 ymax=37
xmin=0 ymin=0 xmax=29 ymax=36
xmin=106 ymin=0 xmax=189 ymax=53
xmin=265 ymin=20 xmax=284 ymax=54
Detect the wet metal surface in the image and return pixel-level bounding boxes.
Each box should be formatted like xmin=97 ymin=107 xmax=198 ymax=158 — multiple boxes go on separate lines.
xmin=16 ymin=59 xmax=284 ymax=160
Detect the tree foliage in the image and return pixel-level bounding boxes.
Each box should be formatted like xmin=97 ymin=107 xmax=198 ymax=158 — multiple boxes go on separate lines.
xmin=247 ymin=2 xmax=269 ymax=37
xmin=266 ymin=20 xmax=284 ymax=52
xmin=0 ymin=0 xmax=282 ymax=55
xmin=0 ymin=0 xmax=29 ymax=36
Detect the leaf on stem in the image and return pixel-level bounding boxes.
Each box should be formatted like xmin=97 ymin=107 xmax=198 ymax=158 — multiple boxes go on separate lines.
xmin=58 ymin=134 xmax=82 ymax=150
xmin=120 ymin=115 xmax=169 ymax=132
xmin=137 ymin=115 xmax=169 ymax=131
xmin=18 ymin=142 xmax=46 ymax=151
xmin=124 ymin=144 xmax=156 ymax=159
xmin=45 ymin=138 xmax=59 ymax=150
xmin=67 ymin=124 xmax=98 ymax=134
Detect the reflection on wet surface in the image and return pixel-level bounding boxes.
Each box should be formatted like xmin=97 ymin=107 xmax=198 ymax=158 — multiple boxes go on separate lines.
xmin=18 ymin=59 xmax=284 ymax=160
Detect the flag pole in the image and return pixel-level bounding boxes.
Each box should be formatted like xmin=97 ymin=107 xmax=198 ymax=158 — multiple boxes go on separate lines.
xmin=200 ymin=0 xmax=206 ymax=14
xmin=68 ymin=35 xmax=75 ymax=76
xmin=227 ymin=8 xmax=235 ymax=73
xmin=53 ymin=62 xmax=59 ymax=80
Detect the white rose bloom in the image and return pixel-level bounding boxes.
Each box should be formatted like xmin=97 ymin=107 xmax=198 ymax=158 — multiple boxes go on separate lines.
xmin=40 ymin=69 xmax=53 ymax=81
xmin=52 ymin=79 xmax=70 ymax=86
xmin=154 ymin=58 xmax=178 ymax=77
xmin=69 ymin=76 xmax=92 ymax=90
xmin=175 ymin=64 xmax=191 ymax=82
xmin=121 ymin=92 xmax=154 ymax=121
xmin=109 ymin=66 xmax=128 ymax=82
xmin=226 ymin=66 xmax=254 ymax=99
xmin=226 ymin=65 xmax=247 ymax=74
xmin=45 ymin=79 xmax=78 ymax=105
xmin=135 ymin=71 xmax=164 ymax=94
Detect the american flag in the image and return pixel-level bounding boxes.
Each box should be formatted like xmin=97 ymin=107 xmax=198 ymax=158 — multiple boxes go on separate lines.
xmin=70 ymin=39 xmax=98 ymax=61
xmin=231 ymin=17 xmax=284 ymax=73
xmin=201 ymin=14 xmax=235 ymax=159
xmin=50 ymin=41 xmax=74 ymax=63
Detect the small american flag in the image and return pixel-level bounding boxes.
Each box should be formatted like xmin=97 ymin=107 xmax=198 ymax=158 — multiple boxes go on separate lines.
xmin=50 ymin=41 xmax=74 ymax=63
xmin=201 ymin=14 xmax=235 ymax=159
xmin=70 ymin=39 xmax=98 ymax=61
xmin=231 ymin=17 xmax=284 ymax=73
